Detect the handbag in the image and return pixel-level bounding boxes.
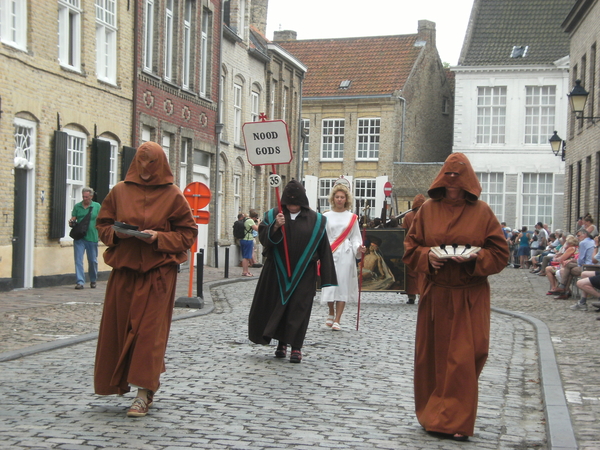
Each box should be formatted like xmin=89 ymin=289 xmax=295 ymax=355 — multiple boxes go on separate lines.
xmin=69 ymin=207 xmax=93 ymax=240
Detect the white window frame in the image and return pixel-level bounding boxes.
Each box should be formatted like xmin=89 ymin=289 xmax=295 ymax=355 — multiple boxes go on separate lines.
xmin=270 ymin=80 xmax=276 ymax=119
xmin=182 ymin=0 xmax=193 ymax=90
xmin=95 ymin=0 xmax=117 ymax=84
xmin=233 ymin=83 xmax=243 ymax=144
xmin=477 ymin=86 xmax=506 ymax=144
xmin=143 ymin=0 xmax=154 ymax=72
xmin=162 ymin=133 xmax=172 ymax=162
xmin=66 ymin=129 xmax=87 ymax=235
xmin=164 ymin=0 xmax=174 ymax=81
xmin=233 ymin=174 xmax=241 ymax=217
xmin=97 ymin=137 xmax=119 ymax=189
xmin=141 ymin=124 xmax=153 ymax=142
xmin=301 ymin=118 xmax=310 ymax=161
xmin=237 ymin=0 xmax=246 ymax=38
xmin=354 ymin=179 xmax=376 ymax=216
xmin=0 ymin=0 xmax=27 ymax=50
xmin=180 ymin=138 xmax=190 ymax=188
xmin=524 ymin=86 xmax=556 ymax=144
xmin=477 ymin=172 xmax=504 ymax=222
xmin=200 ymin=10 xmax=209 ymax=96
xmin=356 ymin=118 xmax=380 ymax=160
xmin=321 ymin=119 xmax=345 ymax=160
xmin=318 ymin=178 xmax=335 ymax=212
xmin=522 ymin=173 xmax=553 ymax=228
xmin=251 ymin=91 xmax=260 ymax=122
xmin=58 ymin=0 xmax=82 ymax=71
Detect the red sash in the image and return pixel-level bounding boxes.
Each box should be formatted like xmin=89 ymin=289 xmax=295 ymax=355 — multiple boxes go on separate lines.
xmin=319 ymin=214 xmax=358 ymax=277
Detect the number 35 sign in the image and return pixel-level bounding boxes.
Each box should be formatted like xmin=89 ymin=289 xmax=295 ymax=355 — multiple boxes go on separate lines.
xmin=242 ymin=119 xmax=293 ymax=166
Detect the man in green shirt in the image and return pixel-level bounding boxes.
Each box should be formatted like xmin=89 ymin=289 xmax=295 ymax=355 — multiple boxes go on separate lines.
xmin=69 ymin=187 xmax=101 ymax=289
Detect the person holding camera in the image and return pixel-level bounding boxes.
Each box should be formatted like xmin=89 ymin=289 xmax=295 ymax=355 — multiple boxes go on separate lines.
xmin=69 ymin=187 xmax=101 ymax=290
xmin=241 ymin=210 xmax=260 ymax=277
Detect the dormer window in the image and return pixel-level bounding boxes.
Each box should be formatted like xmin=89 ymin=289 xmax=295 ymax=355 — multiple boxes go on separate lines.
xmin=511 ymin=45 xmax=528 ymax=58
xmin=339 ymin=80 xmax=352 ymax=90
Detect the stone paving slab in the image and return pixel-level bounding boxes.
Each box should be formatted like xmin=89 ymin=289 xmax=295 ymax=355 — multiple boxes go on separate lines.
xmin=0 ymin=274 xmax=546 ymax=449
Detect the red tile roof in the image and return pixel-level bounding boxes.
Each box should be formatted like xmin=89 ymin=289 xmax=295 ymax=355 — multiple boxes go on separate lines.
xmin=277 ymin=34 xmax=422 ymax=98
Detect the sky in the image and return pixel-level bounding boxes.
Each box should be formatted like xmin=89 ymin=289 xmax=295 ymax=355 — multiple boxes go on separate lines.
xmin=265 ymin=0 xmax=475 ymax=66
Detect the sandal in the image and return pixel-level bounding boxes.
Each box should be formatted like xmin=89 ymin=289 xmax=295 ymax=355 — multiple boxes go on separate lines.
xmin=331 ymin=322 xmax=341 ymax=331
xmin=275 ymin=342 xmax=287 ymax=358
xmin=127 ymin=397 xmax=149 ymax=417
xmin=290 ymin=349 xmax=302 ymax=363
xmin=325 ymin=315 xmax=334 ymax=327
xmin=452 ymin=433 xmax=469 ymax=441
xmin=242 ymin=272 xmax=254 ymax=277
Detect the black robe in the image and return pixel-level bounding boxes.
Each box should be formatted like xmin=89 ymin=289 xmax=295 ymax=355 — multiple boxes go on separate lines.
xmin=248 ymin=206 xmax=337 ymax=348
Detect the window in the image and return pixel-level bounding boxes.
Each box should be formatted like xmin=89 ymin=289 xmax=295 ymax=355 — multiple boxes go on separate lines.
xmin=141 ymin=124 xmax=153 ymax=142
xmin=233 ymin=174 xmax=241 ymax=216
xmin=13 ymin=119 xmax=35 ymax=169
xmin=354 ymin=179 xmax=376 ymax=213
xmin=237 ymin=0 xmax=245 ymax=38
xmin=200 ymin=10 xmax=211 ymax=96
xmin=95 ymin=0 xmax=117 ymax=84
xmin=251 ymin=91 xmax=260 ymax=122
xmin=66 ymin=130 xmax=86 ymax=230
xmin=58 ymin=0 xmax=82 ymax=70
xmin=164 ymin=0 xmax=174 ymax=81
xmin=321 ymin=119 xmax=344 ymax=160
xmin=522 ymin=173 xmax=553 ymax=227
xmin=442 ymin=97 xmax=450 ymax=114
xmin=477 ymin=172 xmax=504 ymax=221
xmin=143 ymin=0 xmax=154 ymax=71
xmin=233 ymin=83 xmax=242 ymax=144
xmin=318 ymin=178 xmax=335 ymax=212
xmin=357 ymin=118 xmax=380 ymax=160
xmin=270 ymin=80 xmax=276 ymax=119
xmin=162 ymin=132 xmax=172 ymax=161
xmin=180 ymin=138 xmax=190 ymax=188
xmin=182 ymin=0 xmax=193 ymax=90
xmin=301 ymin=118 xmax=310 ymax=160
xmin=477 ymin=86 xmax=506 ymax=144
xmin=0 ymin=0 xmax=27 ymax=50
xmin=282 ymin=87 xmax=288 ymax=122
xmin=524 ymin=86 xmax=556 ymax=144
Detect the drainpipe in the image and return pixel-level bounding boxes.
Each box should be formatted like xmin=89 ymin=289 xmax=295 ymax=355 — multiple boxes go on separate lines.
xmin=397 ymin=95 xmax=406 ymax=162
xmin=296 ymin=72 xmax=305 ymax=181
xmin=213 ymin=0 xmax=226 ymax=266
xmin=131 ymin=1 xmax=139 ymax=147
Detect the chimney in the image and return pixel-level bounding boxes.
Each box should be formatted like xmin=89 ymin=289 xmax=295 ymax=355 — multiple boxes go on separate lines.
xmin=251 ymin=0 xmax=268 ymax=36
xmin=417 ymin=20 xmax=436 ymax=48
xmin=273 ymin=30 xmax=297 ymax=42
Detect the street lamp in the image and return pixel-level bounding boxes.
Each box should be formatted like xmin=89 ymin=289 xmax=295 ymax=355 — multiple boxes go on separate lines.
xmin=549 ymin=131 xmax=565 ymax=161
xmin=567 ymin=80 xmax=600 ymax=122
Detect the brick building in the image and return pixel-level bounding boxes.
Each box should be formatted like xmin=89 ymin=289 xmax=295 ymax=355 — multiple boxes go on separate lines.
xmin=275 ymin=21 xmax=453 ymax=218
xmin=134 ymin=0 xmax=221 ymax=261
xmin=1 ymin=0 xmax=135 ymax=290
xmin=562 ymin=0 xmax=600 ymax=231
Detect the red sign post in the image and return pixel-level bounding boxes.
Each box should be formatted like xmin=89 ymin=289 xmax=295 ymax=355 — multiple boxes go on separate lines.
xmin=183 ymin=182 xmax=211 ymax=297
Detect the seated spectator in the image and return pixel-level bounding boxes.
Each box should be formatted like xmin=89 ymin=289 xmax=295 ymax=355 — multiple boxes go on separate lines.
xmin=529 ymin=229 xmax=545 ymax=264
xmin=545 ymin=235 xmax=578 ymax=294
xmin=553 ymin=230 xmax=595 ymax=302
xmin=582 ymin=214 xmax=598 ymax=238
xmin=517 ymin=226 xmax=530 ymax=269
xmin=530 ymin=232 xmax=556 ymax=273
xmin=573 ymin=237 xmax=600 ymax=311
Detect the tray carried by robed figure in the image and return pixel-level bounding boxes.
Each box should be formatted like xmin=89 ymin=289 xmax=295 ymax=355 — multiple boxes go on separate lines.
xmin=430 ymin=244 xmax=481 ymax=259
xmin=112 ymin=222 xmax=152 ymax=239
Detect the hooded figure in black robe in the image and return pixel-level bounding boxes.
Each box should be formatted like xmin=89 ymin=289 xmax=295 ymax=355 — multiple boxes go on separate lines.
xmin=248 ymin=180 xmax=337 ymax=361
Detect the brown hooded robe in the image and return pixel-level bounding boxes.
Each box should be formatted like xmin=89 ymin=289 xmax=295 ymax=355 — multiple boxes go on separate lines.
xmin=401 ymin=193 xmax=426 ymax=296
xmin=94 ymin=142 xmax=197 ymax=395
xmin=248 ymin=180 xmax=337 ymax=349
xmin=402 ymin=153 xmax=509 ymax=436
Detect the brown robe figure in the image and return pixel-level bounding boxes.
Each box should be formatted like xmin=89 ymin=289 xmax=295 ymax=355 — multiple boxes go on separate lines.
xmin=402 ymin=153 xmax=508 ymax=440
xmin=94 ymin=142 xmax=197 ymax=414
xmin=401 ymin=193 xmax=426 ymax=304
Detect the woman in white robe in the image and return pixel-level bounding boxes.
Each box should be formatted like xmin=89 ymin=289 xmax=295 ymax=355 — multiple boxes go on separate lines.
xmin=321 ymin=184 xmax=365 ymax=330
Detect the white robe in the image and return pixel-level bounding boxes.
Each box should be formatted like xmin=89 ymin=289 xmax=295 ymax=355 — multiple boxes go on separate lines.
xmin=321 ymin=210 xmax=362 ymax=304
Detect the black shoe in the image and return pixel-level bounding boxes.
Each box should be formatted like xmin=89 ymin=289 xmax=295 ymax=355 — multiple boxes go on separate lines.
xmin=252 ymin=263 xmax=263 ymax=268
xmin=275 ymin=343 xmax=287 ymax=358
xmin=75 ymin=284 xmax=84 ymax=290
xmin=290 ymin=349 xmax=302 ymax=363
xmin=90 ymin=282 xmax=97 ymax=288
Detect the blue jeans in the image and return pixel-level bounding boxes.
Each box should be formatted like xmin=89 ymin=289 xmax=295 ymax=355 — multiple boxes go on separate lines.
xmin=74 ymin=239 xmax=98 ymax=285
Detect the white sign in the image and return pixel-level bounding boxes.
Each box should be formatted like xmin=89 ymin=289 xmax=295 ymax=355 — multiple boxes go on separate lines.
xmin=268 ymin=174 xmax=282 ymax=188
xmin=242 ymin=120 xmax=293 ymax=166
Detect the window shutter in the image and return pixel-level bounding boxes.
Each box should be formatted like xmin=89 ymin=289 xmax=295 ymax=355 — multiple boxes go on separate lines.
xmin=92 ymin=138 xmax=111 ymax=203
xmin=121 ymin=146 xmax=136 ymax=180
xmin=50 ymin=131 xmax=68 ymax=239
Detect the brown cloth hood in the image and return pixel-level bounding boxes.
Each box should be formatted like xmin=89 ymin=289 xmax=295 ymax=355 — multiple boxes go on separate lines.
xmin=281 ymin=180 xmax=310 ymax=209
xmin=427 ymin=153 xmax=481 ymax=202
xmin=412 ymin=194 xmax=426 ymax=210
xmin=124 ymin=141 xmax=174 ymax=186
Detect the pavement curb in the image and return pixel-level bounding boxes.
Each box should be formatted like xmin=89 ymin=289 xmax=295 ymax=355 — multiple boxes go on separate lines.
xmin=492 ymin=306 xmax=577 ymax=450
